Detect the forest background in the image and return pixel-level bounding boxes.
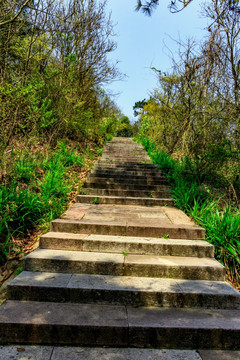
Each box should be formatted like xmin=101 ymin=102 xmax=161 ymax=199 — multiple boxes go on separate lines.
xmin=135 ymin=0 xmax=240 ymax=287
xmin=0 ymin=0 xmax=133 ymax=285
xmin=0 ymin=0 xmax=239 ymax=288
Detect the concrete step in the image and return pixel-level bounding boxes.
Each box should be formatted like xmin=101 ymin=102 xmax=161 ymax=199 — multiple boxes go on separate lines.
xmin=24 ymin=249 xmax=224 ymax=281
xmin=50 ymin=218 xmax=205 ymax=240
xmin=85 ymin=177 xmax=168 ymax=185
xmin=40 ymin=233 xmax=214 ymax=258
xmin=102 ymin=153 xmax=150 ymax=161
xmin=102 ymin=150 xmax=146 ymax=155
xmin=7 ymin=271 xmax=240 ymax=309
xmin=76 ymin=195 xmax=174 ymax=206
xmin=82 ymin=188 xmax=172 ymax=198
xmin=89 ymin=172 xmax=165 ymax=181
xmin=5 ymin=347 xmax=239 ymax=360
xmin=83 ymin=182 xmax=171 ymax=191
xmin=98 ymin=160 xmax=152 ymax=165
xmin=95 ymin=163 xmax=158 ymax=169
xmin=1 ymin=300 xmax=240 ymax=348
xmin=91 ymin=169 xmax=164 ymax=177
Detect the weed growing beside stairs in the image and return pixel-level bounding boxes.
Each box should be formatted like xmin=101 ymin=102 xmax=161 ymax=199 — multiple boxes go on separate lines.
xmin=0 ymin=141 xmax=101 ymax=266
xmin=139 ymin=137 xmax=240 ymax=287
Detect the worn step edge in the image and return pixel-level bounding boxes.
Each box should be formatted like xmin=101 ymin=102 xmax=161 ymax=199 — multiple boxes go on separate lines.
xmin=1 ymin=301 xmax=240 ymax=349
xmin=7 ymin=271 xmax=240 ymax=309
xmin=81 ymin=188 xmax=172 ymax=198
xmin=92 ymin=168 xmax=162 ymax=174
xmin=94 ymin=163 xmax=158 ymax=169
xmin=40 ymin=232 xmax=214 ymax=258
xmin=50 ymin=219 xmax=205 ymax=240
xmin=83 ymin=183 xmax=171 ymax=191
xmin=90 ymin=172 xmax=165 ymax=178
xmin=76 ymin=195 xmax=174 ymax=206
xmin=86 ymin=177 xmax=168 ymax=185
xmin=24 ymin=249 xmax=225 ymax=281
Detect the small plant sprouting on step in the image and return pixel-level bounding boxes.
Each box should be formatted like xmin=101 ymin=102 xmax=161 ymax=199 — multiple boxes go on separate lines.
xmin=14 ymin=264 xmax=24 ymax=276
xmin=97 ymin=149 xmax=103 ymax=156
xmin=72 ymin=230 xmax=77 ymax=234
xmin=122 ymin=251 xmax=127 ymax=257
xmin=148 ymin=192 xmax=153 ymax=198
xmin=92 ymin=197 xmax=99 ymax=205
xmin=163 ymin=234 xmax=170 ymax=239
xmin=162 ymin=202 xmax=168 ymax=207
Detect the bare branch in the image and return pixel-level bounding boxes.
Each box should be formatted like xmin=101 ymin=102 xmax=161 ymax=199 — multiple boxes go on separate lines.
xmin=0 ymin=0 xmax=32 ymax=27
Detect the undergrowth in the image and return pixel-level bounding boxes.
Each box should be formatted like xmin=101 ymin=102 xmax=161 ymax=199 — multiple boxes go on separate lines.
xmin=0 ymin=140 xmax=102 ymax=265
xmin=140 ymin=137 xmax=240 ymax=285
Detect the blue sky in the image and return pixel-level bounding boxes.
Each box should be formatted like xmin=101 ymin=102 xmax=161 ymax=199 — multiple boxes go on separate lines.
xmin=105 ymin=0 xmax=208 ymax=122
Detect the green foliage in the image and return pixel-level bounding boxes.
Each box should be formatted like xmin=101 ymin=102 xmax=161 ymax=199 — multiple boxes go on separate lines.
xmin=140 ymin=137 xmax=240 ymax=284
xmin=0 ymin=145 xmax=90 ymax=264
xmin=201 ymin=207 xmax=240 ymax=280
xmin=116 ymin=116 xmax=134 ymax=137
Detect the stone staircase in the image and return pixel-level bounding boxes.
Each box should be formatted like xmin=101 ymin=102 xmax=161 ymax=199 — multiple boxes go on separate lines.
xmin=0 ymin=137 xmax=240 ymax=350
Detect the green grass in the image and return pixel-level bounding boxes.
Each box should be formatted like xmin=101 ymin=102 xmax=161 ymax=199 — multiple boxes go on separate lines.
xmin=139 ymin=137 xmax=240 ymax=284
xmin=0 ymin=141 xmax=102 ymax=265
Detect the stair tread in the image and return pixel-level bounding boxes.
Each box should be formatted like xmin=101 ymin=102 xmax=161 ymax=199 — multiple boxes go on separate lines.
xmin=9 ymin=271 xmax=239 ymax=297
xmin=77 ymin=195 xmax=173 ymax=201
xmin=41 ymin=232 xmax=212 ymax=248
xmin=26 ymin=248 xmax=223 ymax=268
xmin=52 ymin=217 xmax=203 ymax=230
xmin=1 ymin=300 xmax=240 ymax=329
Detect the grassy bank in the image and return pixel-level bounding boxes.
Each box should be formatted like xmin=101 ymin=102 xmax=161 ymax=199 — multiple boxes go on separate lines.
xmin=0 ymin=139 xmax=106 ymax=270
xmin=139 ymin=138 xmax=240 ymax=287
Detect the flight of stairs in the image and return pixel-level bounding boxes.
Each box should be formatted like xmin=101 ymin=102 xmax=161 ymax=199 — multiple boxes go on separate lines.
xmin=0 ymin=137 xmax=240 ymax=350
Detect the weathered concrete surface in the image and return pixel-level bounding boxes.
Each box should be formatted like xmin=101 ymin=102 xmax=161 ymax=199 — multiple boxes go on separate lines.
xmin=57 ymin=203 xmax=204 ymax=240
xmin=51 ymin=347 xmax=202 ymax=360
xmin=24 ymin=249 xmax=125 ymax=275
xmin=199 ymin=350 xmax=240 ymax=359
xmin=76 ymin=194 xmax=174 ymax=206
xmin=127 ymin=306 xmax=240 ymax=349
xmin=24 ymin=249 xmax=224 ymax=280
xmin=1 ymin=346 xmax=240 ymax=360
xmin=0 ymin=301 xmax=128 ymax=345
xmin=40 ymin=232 xmax=214 ymax=257
xmin=7 ymin=271 xmax=240 ymax=309
xmin=82 ymin=188 xmax=172 ymax=198
xmin=50 ymin=219 xmax=205 ymax=240
xmin=0 ymin=345 xmax=53 ymax=360
xmin=1 ymin=301 xmax=240 ymax=348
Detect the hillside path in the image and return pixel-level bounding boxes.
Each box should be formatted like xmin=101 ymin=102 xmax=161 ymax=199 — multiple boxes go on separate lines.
xmin=0 ymin=137 xmax=240 ymax=358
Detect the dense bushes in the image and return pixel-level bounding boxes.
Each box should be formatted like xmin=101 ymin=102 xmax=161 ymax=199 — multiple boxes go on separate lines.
xmin=140 ymin=137 xmax=240 ymax=285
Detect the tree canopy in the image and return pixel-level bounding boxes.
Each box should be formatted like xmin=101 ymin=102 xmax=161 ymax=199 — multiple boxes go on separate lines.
xmin=136 ymin=0 xmax=240 ymax=15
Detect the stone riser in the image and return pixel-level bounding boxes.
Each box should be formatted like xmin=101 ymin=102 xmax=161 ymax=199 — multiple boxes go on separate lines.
xmin=81 ymin=188 xmax=172 ymax=198
xmin=50 ymin=219 xmax=205 ymax=240
xmin=7 ymin=272 xmax=240 ymax=310
xmin=101 ymin=155 xmax=150 ymax=159
xmin=95 ymin=163 xmax=158 ymax=169
xmin=90 ymin=173 xmax=165 ymax=181
xmin=83 ymin=183 xmax=171 ymax=191
xmin=24 ymin=250 xmax=224 ymax=281
xmin=91 ymin=170 xmax=164 ymax=177
xmin=76 ymin=195 xmax=174 ymax=207
xmin=1 ymin=301 xmax=240 ymax=349
xmin=39 ymin=233 xmax=214 ymax=258
xmin=102 ymin=152 xmax=147 ymax=157
xmin=86 ymin=177 xmax=169 ymax=185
